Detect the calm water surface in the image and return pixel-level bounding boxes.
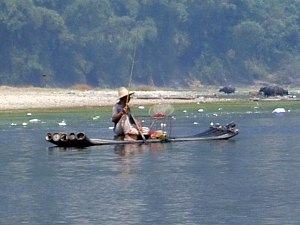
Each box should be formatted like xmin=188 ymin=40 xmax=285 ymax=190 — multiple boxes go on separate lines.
xmin=1 ymin=106 xmax=300 ymax=224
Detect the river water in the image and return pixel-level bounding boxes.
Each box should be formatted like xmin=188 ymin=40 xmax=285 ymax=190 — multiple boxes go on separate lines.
xmin=1 ymin=105 xmax=300 ymax=225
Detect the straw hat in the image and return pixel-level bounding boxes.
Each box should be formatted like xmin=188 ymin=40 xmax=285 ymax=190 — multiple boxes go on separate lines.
xmin=118 ymin=87 xmax=134 ymax=99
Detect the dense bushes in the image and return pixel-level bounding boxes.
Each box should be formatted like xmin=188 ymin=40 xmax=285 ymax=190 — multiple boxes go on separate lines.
xmin=1 ymin=0 xmax=300 ymax=88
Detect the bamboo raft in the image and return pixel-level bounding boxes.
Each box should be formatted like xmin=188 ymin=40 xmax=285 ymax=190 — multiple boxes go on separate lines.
xmin=45 ymin=121 xmax=239 ymax=147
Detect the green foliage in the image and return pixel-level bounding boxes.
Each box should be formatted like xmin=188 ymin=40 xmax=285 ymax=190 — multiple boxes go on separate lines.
xmin=244 ymin=59 xmax=268 ymax=80
xmin=190 ymin=53 xmax=229 ymax=85
xmin=1 ymin=0 xmax=300 ymax=87
xmin=230 ymin=21 xmax=266 ymax=58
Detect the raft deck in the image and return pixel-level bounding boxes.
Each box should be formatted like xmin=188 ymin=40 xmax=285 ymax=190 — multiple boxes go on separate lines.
xmin=45 ymin=121 xmax=239 ymax=147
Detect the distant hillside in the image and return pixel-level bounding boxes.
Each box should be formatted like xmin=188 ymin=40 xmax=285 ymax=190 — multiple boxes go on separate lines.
xmin=1 ymin=1 xmax=300 ymax=88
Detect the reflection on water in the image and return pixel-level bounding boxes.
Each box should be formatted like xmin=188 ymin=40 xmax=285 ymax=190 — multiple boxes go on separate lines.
xmin=114 ymin=143 xmax=165 ymax=156
xmin=114 ymin=143 xmax=146 ymax=156
xmin=46 ymin=146 xmax=87 ymax=154
xmin=114 ymin=143 xmax=165 ymax=176
xmin=1 ymin=110 xmax=300 ymax=224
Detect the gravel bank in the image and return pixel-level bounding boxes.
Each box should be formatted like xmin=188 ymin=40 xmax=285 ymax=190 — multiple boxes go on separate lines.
xmin=0 ymin=86 xmax=221 ymax=110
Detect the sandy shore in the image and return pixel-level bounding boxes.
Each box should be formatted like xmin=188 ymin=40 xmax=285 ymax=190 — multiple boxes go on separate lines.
xmin=0 ymin=86 xmax=221 ymax=111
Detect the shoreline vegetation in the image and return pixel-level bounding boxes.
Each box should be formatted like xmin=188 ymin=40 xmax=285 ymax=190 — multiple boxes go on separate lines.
xmin=0 ymin=85 xmax=299 ymax=112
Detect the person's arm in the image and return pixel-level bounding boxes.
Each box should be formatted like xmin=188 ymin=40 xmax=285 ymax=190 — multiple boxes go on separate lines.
xmin=112 ymin=106 xmax=123 ymax=123
xmin=112 ymin=105 xmax=128 ymax=123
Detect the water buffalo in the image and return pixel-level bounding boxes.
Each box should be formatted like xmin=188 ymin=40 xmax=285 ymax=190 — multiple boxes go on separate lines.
xmin=259 ymin=86 xmax=288 ymax=97
xmin=219 ymin=85 xmax=235 ymax=94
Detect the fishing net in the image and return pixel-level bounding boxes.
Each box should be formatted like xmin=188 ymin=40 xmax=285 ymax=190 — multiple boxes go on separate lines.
xmin=148 ymin=104 xmax=174 ymax=117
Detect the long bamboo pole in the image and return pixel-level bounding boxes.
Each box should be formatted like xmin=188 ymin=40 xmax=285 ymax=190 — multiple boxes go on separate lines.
xmin=126 ymin=29 xmax=138 ymax=104
xmin=126 ymin=29 xmax=147 ymax=142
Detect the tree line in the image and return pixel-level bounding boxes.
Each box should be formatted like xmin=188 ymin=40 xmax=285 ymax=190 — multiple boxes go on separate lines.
xmin=1 ymin=0 xmax=300 ymax=88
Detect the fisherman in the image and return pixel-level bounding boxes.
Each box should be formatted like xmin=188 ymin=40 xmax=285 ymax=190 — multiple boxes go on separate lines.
xmin=112 ymin=87 xmax=148 ymax=141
